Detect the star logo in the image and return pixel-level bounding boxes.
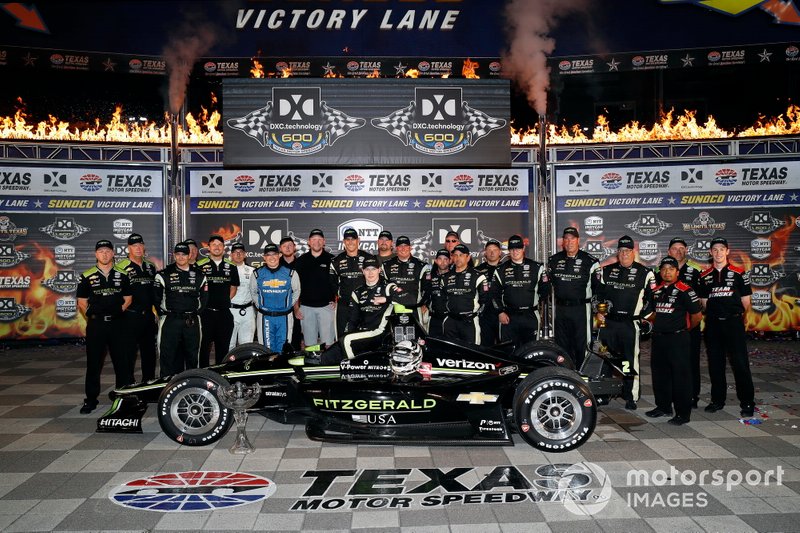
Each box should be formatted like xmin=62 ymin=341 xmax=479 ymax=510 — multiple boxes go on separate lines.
xmin=681 ymin=54 xmax=695 ymax=67
xmin=456 ymin=392 xmax=499 ymax=405
xmin=299 ymin=200 xmax=307 ymax=208
xmin=34 ymin=199 xmax=43 ymax=208
xmin=668 ymin=196 xmax=677 ymax=205
xmin=22 ymin=53 xmax=37 ymax=67
xmin=322 ymin=62 xmax=336 ymax=76
xmin=102 ymin=58 xmax=116 ymax=71
xmin=413 ymin=200 xmax=421 ymax=208
xmin=606 ymin=58 xmax=620 ymax=71
xmin=758 ymin=49 xmax=772 ymax=63
xmin=790 ymin=193 xmax=798 ymax=202
xmin=394 ymin=62 xmax=408 ymax=76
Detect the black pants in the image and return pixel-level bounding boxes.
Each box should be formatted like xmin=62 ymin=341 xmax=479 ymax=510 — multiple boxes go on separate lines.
xmin=321 ymin=327 xmax=387 ymax=364
xmin=651 ymin=331 xmax=692 ymax=418
xmin=443 ymin=315 xmax=480 ymax=345
xmin=499 ymin=310 xmax=539 ymax=345
xmin=335 ymin=302 xmax=355 ymax=340
xmin=85 ymin=317 xmax=132 ymax=403
xmin=199 ymin=308 xmax=234 ymax=367
xmin=479 ymin=311 xmax=500 ymax=346
xmin=428 ymin=315 xmax=445 ymax=338
xmin=123 ymin=310 xmax=157 ymax=381
xmin=689 ymin=325 xmax=701 ymax=402
xmin=599 ymin=318 xmax=640 ymax=401
xmin=158 ymin=314 xmax=201 ymax=378
xmin=554 ymin=304 xmax=592 ymax=369
xmin=705 ymin=317 xmax=754 ymax=408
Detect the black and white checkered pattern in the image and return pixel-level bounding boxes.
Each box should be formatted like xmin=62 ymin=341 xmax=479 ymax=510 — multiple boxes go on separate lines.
xmin=371 ymin=102 xmax=414 ymax=146
xmin=410 ymin=230 xmax=433 ymax=261
xmin=463 ymin=102 xmax=506 ymax=144
xmin=226 ymin=103 xmax=273 ymax=147
xmin=320 ymin=102 xmax=366 ymax=146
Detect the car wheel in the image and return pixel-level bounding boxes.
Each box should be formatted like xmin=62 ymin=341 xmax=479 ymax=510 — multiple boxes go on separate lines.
xmin=513 ymin=367 xmax=596 ymax=452
xmin=511 ymin=340 xmax=575 ymax=370
xmin=158 ymin=369 xmax=233 ymax=446
xmin=223 ymin=342 xmax=270 ymax=363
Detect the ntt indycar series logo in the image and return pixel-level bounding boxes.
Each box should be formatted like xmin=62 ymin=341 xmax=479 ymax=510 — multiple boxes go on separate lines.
xmin=372 ymin=87 xmax=506 ymax=156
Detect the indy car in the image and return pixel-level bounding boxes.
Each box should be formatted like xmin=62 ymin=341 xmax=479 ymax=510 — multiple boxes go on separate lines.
xmin=98 ymin=312 xmax=631 ymax=453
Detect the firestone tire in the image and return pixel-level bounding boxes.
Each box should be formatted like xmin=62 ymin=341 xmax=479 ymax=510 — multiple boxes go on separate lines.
xmin=513 ymin=366 xmax=597 ymax=452
xmin=158 ymin=369 xmax=233 ymax=446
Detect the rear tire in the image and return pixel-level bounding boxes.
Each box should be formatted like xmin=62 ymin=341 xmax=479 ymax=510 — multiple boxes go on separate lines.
xmin=513 ymin=367 xmax=596 ymax=452
xmin=223 ymin=342 xmax=270 ymax=363
xmin=158 ymin=369 xmax=233 ymax=446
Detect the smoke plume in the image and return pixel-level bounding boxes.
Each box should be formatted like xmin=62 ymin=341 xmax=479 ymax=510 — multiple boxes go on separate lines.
xmin=502 ymin=0 xmax=588 ymax=116
xmin=163 ymin=18 xmax=218 ymax=115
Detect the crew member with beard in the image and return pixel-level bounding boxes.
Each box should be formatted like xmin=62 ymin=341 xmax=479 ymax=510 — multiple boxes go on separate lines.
xmin=475 ymin=239 xmax=504 ymax=346
xmin=382 ymin=235 xmax=430 ymax=329
xmin=329 ymin=228 xmax=375 ymax=339
xmin=441 ymin=244 xmax=489 ymax=344
xmin=427 ymin=249 xmax=452 ymax=337
xmin=196 ymin=235 xmax=240 ymax=366
xmin=294 ymin=229 xmax=336 ymax=350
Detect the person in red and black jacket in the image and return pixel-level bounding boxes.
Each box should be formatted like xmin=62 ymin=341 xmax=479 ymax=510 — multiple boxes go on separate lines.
xmin=647 ymin=256 xmax=703 ymax=425
xmin=696 ymin=237 xmax=755 ymax=417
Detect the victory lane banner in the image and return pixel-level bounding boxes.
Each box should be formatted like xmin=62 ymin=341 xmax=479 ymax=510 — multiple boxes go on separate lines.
xmin=0 ymin=164 xmax=164 ymax=341
xmin=222 ymin=78 xmax=510 ymax=167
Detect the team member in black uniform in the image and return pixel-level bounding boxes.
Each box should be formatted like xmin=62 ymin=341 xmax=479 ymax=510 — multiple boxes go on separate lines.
xmin=660 ymin=237 xmax=704 ymax=407
xmin=376 ymin=230 xmax=396 ymax=266
xmin=184 ymin=238 xmax=199 ymax=265
xmin=443 ymin=230 xmax=461 ymax=255
xmin=647 ymin=256 xmax=703 ymax=425
xmin=329 ymin=228 xmax=375 ymax=339
xmin=493 ymin=235 xmax=549 ymax=345
xmin=294 ymin=229 xmax=336 ymax=349
xmin=595 ymin=235 xmax=655 ymax=410
xmin=475 ymin=239 xmax=504 ymax=346
xmin=427 ymin=249 xmax=451 ymax=337
xmin=196 ymin=234 xmax=240 ymax=367
xmin=154 ymin=242 xmax=208 ymax=377
xmin=441 ymin=244 xmax=489 ymax=344
xmin=547 ymin=227 xmax=600 ymax=369
xmin=76 ymin=240 xmax=132 ymax=413
xmin=320 ymin=256 xmax=406 ymax=363
xmin=117 ymin=233 xmax=158 ymax=381
xmin=697 ymin=237 xmax=755 ymax=417
xmin=382 ymin=235 xmax=430 ymax=328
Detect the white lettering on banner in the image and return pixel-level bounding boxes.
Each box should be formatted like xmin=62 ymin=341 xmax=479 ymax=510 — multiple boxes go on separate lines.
xmin=236 ymin=9 xmax=458 ymax=31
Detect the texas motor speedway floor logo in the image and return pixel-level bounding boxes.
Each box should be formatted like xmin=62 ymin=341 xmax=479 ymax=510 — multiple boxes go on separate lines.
xmin=227 ymin=87 xmax=365 ymax=156
xmin=373 ymin=87 xmax=506 ymax=156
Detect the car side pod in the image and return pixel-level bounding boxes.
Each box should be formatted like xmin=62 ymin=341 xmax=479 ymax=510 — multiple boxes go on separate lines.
xmin=96 ymin=395 xmax=148 ymax=434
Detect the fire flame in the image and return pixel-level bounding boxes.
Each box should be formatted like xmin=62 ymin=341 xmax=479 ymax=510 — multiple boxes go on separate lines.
xmin=367 ymin=69 xmax=381 ymax=78
xmin=281 ymin=67 xmax=292 ymax=78
xmin=250 ymin=59 xmax=264 ymax=78
xmin=462 ymin=58 xmax=480 ymax=79
xmin=404 ymin=69 xmax=420 ymax=78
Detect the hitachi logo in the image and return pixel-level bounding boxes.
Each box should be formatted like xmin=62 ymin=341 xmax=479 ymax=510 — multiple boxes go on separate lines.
xmin=99 ymin=418 xmax=139 ymax=427
xmin=436 ymin=358 xmax=496 ymax=370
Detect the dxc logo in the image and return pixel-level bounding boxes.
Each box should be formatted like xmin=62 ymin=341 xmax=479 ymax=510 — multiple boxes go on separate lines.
xmin=44 ymin=172 xmax=67 ymax=187
xmin=415 ymin=88 xmax=462 ymax=123
xmin=433 ymin=218 xmax=478 ymax=246
xmin=274 ymin=88 xmax=319 ymax=122
xmin=422 ymin=173 xmax=442 ymax=187
xmin=681 ymin=168 xmax=703 ymax=183
xmin=569 ymin=172 xmax=589 ymax=187
xmin=202 ymin=174 xmax=222 ymax=190
xmin=242 ymin=219 xmax=289 ymax=251
xmin=313 ymin=173 xmax=333 ymax=189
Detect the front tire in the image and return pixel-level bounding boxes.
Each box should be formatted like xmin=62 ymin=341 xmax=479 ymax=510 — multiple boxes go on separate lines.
xmin=158 ymin=369 xmax=233 ymax=446
xmin=513 ymin=367 xmax=596 ymax=452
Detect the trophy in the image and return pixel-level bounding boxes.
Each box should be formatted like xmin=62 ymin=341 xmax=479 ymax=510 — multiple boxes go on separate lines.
xmin=596 ymin=302 xmax=609 ymax=329
xmin=218 ymin=381 xmax=261 ymax=454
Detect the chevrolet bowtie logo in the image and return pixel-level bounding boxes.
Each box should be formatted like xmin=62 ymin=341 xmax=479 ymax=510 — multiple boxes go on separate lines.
xmin=456 ymin=392 xmax=499 ymax=405
xmin=262 ymin=279 xmax=287 ymax=288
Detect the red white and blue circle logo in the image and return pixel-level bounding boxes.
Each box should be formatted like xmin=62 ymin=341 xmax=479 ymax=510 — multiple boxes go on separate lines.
xmin=453 ymin=174 xmax=474 ymax=191
xmin=234 ymin=174 xmax=255 ymax=192
xmin=601 ymin=172 xmax=622 ymax=190
xmin=344 ymin=174 xmax=365 ymax=192
xmin=715 ymin=168 xmax=737 ymax=186
xmin=418 ymin=61 xmax=431 ymax=72
xmin=204 ymin=61 xmax=217 ymax=73
xmin=109 ymin=471 xmax=277 ymax=512
xmin=707 ymin=51 xmax=721 ymax=63
xmin=346 ymin=61 xmax=360 ymax=71
xmin=50 ymin=54 xmax=65 ymax=65
xmin=80 ymin=173 xmax=103 ymax=192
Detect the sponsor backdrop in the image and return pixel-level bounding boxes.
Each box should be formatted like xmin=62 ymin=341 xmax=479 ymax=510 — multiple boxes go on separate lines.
xmin=223 ymin=78 xmax=510 ymax=167
xmin=187 ymin=167 xmax=530 ymax=266
xmin=0 ymin=165 xmax=164 ymax=340
xmin=554 ymin=160 xmax=800 ymax=332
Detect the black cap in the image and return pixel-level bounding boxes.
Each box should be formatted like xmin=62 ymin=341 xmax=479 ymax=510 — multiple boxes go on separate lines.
xmin=563 ymin=227 xmax=580 ymax=238
xmin=436 ymin=249 xmax=450 ymax=259
xmin=309 ymin=228 xmax=324 ymax=239
xmin=231 ymin=243 xmax=245 ymax=253
xmin=184 ymin=238 xmax=197 ymax=247
xmin=127 ymin=233 xmax=144 ymax=246
xmin=362 ymin=256 xmax=379 ymax=269
xmin=452 ymin=243 xmax=470 ymax=255
xmin=395 ymin=236 xmax=411 ymax=246
xmin=208 ymin=234 xmax=224 ymax=244
xmin=710 ymin=237 xmax=728 ymax=248
xmin=343 ymin=228 xmax=358 ymax=239
xmin=617 ymin=235 xmax=634 ymax=249
xmin=174 ymin=242 xmax=190 ymax=254
xmin=484 ymin=239 xmax=502 ymax=249
xmin=508 ymin=235 xmax=525 ymax=250
xmin=668 ymin=237 xmax=687 ymax=248
xmin=263 ymin=243 xmax=279 ymax=254
xmin=95 ymin=239 xmax=113 ymax=251
xmin=445 ymin=230 xmax=460 ymax=240
xmin=660 ymin=256 xmax=680 ymax=269
xmin=378 ymin=230 xmax=393 ymax=240
xmin=279 ymin=236 xmax=294 ymax=245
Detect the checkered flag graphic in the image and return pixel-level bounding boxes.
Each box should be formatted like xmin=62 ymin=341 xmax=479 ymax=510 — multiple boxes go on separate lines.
xmin=286 ymin=231 xmax=310 ymax=256
xmin=371 ymin=102 xmax=414 ymax=146
xmin=321 ymin=102 xmax=366 ymax=146
xmin=410 ymin=230 xmax=433 ymax=261
xmin=463 ymin=102 xmax=506 ymax=145
xmin=477 ymin=230 xmax=503 ymax=251
xmin=226 ymin=103 xmax=273 ymax=147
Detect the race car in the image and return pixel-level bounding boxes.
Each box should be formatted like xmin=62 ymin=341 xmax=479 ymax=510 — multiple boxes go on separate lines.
xmin=98 ymin=313 xmax=629 ymax=453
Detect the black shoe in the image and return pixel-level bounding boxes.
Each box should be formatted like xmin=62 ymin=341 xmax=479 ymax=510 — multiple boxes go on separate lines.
xmin=645 ymin=408 xmax=672 ymax=418
xmin=79 ymin=400 xmax=98 ymax=414
xmin=691 ymin=398 xmax=699 ymax=409
xmin=704 ymin=402 xmax=725 ymax=413
xmin=740 ymin=405 xmax=755 ymax=417
xmin=668 ymin=415 xmax=690 ymax=426
xmin=625 ymin=400 xmax=637 ymax=410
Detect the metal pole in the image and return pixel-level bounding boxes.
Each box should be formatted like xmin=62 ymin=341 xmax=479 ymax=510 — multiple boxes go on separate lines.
xmin=537 ymin=113 xmax=553 ymax=339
